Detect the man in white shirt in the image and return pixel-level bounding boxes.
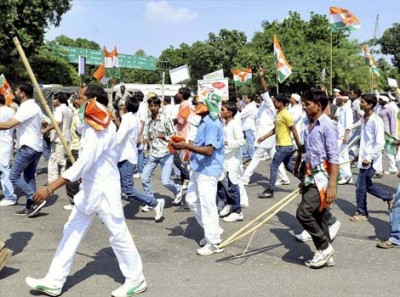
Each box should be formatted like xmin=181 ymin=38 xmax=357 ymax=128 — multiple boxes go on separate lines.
xmin=117 ymin=96 xmax=165 ymax=221
xmin=350 ymin=94 xmax=394 ymax=222
xmin=334 ymin=94 xmax=353 ymax=184
xmin=0 ymin=94 xmax=17 ymax=206
xmin=0 ymin=82 xmax=45 ymax=217
xmin=288 ymin=93 xmax=305 ymax=147
xmin=240 ymin=93 xmax=257 ymax=162
xmin=41 ymin=92 xmax=73 ymax=184
xmin=26 ymin=85 xmax=147 ymax=297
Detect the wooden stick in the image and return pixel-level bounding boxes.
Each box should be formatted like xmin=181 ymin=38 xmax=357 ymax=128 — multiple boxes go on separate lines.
xmin=219 ymin=188 xmax=300 ymax=248
xmin=219 ymin=188 xmax=301 ymax=248
xmin=13 ymin=37 xmax=75 ymax=164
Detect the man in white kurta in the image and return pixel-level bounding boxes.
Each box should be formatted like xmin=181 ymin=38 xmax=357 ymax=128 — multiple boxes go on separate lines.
xmin=0 ymin=95 xmax=17 ymax=206
xmin=334 ymin=96 xmax=353 ymax=184
xmin=26 ymin=86 xmax=146 ymax=297
xmin=242 ymin=67 xmax=289 ymax=186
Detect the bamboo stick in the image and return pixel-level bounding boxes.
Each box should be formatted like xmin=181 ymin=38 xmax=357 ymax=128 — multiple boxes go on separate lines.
xmin=219 ymin=188 xmax=301 ymax=248
xmin=13 ymin=37 xmax=75 ymax=164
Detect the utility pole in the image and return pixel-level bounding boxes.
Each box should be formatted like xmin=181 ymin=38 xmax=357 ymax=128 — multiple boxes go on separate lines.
xmin=158 ymin=61 xmax=169 ymax=101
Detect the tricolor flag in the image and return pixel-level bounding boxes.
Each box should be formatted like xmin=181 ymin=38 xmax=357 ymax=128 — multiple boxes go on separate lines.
xmin=363 ymin=45 xmax=380 ymax=77
xmin=0 ymin=74 xmax=14 ymax=106
xmin=232 ymin=68 xmax=252 ymax=86
xmin=104 ymin=47 xmax=121 ymax=80
xmin=330 ymin=6 xmax=361 ymax=33
xmin=273 ymin=35 xmax=292 ymax=83
xmin=92 ymin=63 xmax=110 ymax=85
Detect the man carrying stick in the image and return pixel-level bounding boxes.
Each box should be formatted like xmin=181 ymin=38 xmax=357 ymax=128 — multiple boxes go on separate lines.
xmin=294 ymin=89 xmax=339 ymax=268
xmin=25 ymin=85 xmax=147 ymax=297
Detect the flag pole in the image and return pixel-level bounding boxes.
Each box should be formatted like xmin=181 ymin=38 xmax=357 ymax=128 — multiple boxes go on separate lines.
xmin=330 ymin=30 xmax=333 ymax=95
xmin=13 ymin=37 xmax=75 ymax=164
xmin=276 ymin=71 xmax=279 ymax=93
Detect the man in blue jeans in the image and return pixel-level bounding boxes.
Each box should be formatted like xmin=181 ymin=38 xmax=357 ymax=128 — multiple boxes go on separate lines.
xmin=257 ymin=93 xmax=301 ymax=198
xmin=350 ymin=93 xmax=393 ymax=222
xmin=141 ymin=95 xmax=183 ymax=208
xmin=0 ymin=82 xmax=46 ymax=217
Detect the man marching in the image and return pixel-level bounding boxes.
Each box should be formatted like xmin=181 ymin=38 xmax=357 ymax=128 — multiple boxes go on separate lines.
xmin=294 ymin=89 xmax=339 ymax=268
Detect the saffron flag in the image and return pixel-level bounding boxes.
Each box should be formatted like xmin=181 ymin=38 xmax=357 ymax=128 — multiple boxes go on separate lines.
xmin=232 ymin=68 xmax=252 ymax=86
xmin=330 ymin=6 xmax=361 ymax=33
xmin=0 ymin=74 xmax=14 ymax=106
xmin=363 ymin=45 xmax=380 ymax=77
xmin=273 ymin=35 xmax=292 ymax=83
xmin=92 ymin=64 xmax=110 ymax=85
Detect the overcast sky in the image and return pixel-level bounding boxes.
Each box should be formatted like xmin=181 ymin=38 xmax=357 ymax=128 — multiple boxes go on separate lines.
xmin=45 ymin=0 xmax=399 ymax=58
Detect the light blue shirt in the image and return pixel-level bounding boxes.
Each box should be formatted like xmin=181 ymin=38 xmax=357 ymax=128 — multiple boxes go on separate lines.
xmin=190 ymin=115 xmax=224 ymax=177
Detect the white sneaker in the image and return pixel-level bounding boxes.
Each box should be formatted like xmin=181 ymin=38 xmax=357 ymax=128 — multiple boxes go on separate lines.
xmin=111 ymin=279 xmax=147 ymax=297
xmin=172 ymin=186 xmax=184 ymax=205
xmin=307 ymin=245 xmax=334 ymax=268
xmin=0 ymin=198 xmax=17 ymax=206
xmin=197 ymin=244 xmax=224 ymax=256
xmin=154 ymin=199 xmax=165 ymax=222
xmin=25 ymin=277 xmax=62 ymax=296
xmin=275 ymin=179 xmax=290 ymax=186
xmin=63 ymin=204 xmax=74 ymax=211
xmin=219 ymin=205 xmax=231 ymax=217
xmin=295 ymin=230 xmax=312 ymax=242
xmin=305 ymin=256 xmax=335 ymax=267
xmin=181 ymin=179 xmax=189 ymax=190
xmin=132 ymin=173 xmax=141 ymax=179
xmin=338 ymin=177 xmax=353 ymax=185
xmin=222 ymin=212 xmax=244 ymax=222
xmin=199 ymin=228 xmax=224 ymax=246
xmin=329 ymin=220 xmax=341 ymax=241
xmin=141 ymin=205 xmax=153 ymax=212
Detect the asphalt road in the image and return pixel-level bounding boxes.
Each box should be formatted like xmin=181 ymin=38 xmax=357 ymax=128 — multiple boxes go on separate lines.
xmin=1 ymin=158 xmax=399 ymax=297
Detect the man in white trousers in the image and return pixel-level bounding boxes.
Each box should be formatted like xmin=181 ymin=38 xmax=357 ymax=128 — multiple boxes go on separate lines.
xmin=25 ymin=85 xmax=146 ymax=297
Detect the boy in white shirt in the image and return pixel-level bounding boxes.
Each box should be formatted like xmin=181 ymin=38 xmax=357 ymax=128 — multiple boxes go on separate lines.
xmin=217 ymin=102 xmax=246 ymax=222
xmin=117 ymin=96 xmax=165 ymax=222
xmin=0 ymin=82 xmax=45 ymax=217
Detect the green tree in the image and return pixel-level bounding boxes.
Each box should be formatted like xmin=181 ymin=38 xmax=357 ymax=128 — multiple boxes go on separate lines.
xmin=379 ymin=23 xmax=400 ymax=72
xmin=0 ymin=0 xmax=72 ymax=69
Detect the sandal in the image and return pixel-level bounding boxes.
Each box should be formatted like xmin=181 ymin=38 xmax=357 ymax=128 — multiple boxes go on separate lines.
xmin=376 ymin=240 xmax=399 ymax=249
xmin=349 ymin=213 xmax=369 ymax=222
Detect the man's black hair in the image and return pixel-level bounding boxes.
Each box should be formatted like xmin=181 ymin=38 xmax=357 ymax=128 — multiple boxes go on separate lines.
xmin=302 ymin=89 xmax=329 ymax=110
xmin=125 ymin=96 xmax=140 ymax=113
xmin=18 ymin=82 xmax=34 ymax=98
xmin=84 ymin=85 xmax=108 ymax=106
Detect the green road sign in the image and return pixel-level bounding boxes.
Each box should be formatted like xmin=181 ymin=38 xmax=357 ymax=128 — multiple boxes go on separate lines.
xmin=55 ymin=46 xmax=157 ymax=71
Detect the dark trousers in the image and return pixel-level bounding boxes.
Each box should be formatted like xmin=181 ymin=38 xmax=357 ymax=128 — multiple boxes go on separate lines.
xmin=65 ymin=150 xmax=80 ymax=202
xmin=173 ymin=153 xmax=189 ymax=182
xmin=296 ymin=185 xmax=330 ymax=250
xmin=217 ymin=175 xmax=241 ymax=214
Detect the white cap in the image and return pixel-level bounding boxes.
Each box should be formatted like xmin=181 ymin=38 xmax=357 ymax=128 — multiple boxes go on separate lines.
xmin=291 ymin=94 xmax=301 ymax=102
xmin=333 ymin=88 xmax=341 ymax=93
xmin=379 ymin=95 xmax=389 ymax=102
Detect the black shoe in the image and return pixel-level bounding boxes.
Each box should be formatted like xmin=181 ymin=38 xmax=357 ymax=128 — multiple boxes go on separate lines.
xmin=27 ymin=201 xmax=47 ymax=218
xmin=257 ymin=189 xmax=274 ymax=198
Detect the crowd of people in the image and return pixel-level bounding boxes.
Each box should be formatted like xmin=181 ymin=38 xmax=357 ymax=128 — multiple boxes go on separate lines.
xmin=1 ymin=68 xmax=400 ymax=296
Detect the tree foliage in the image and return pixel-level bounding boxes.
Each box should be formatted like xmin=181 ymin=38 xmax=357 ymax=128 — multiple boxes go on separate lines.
xmin=379 ymin=23 xmax=400 ymax=71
